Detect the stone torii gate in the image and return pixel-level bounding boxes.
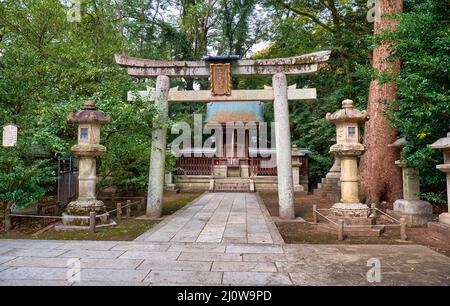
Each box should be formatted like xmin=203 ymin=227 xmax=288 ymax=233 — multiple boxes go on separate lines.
xmin=115 ymin=51 xmax=330 ymax=220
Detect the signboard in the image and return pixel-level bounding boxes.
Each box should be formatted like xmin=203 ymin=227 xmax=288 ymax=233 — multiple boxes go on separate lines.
xmin=2 ymin=124 xmax=18 ymax=147
xmin=210 ymin=63 xmax=231 ymax=96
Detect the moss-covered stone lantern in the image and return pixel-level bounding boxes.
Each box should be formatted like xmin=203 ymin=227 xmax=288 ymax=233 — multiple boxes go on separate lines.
xmin=326 ymin=99 xmax=371 ymax=224
xmin=62 ymin=101 xmax=112 ymax=227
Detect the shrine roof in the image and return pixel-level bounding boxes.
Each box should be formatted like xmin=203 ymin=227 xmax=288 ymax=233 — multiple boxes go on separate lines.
xmin=205 ymin=102 xmax=264 ymax=123
xmin=203 ymin=55 xmax=240 ymax=62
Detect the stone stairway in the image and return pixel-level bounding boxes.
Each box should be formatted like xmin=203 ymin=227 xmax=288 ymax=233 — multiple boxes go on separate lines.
xmin=212 ymin=178 xmax=255 ymax=193
xmin=313 ymin=176 xmax=341 ymax=202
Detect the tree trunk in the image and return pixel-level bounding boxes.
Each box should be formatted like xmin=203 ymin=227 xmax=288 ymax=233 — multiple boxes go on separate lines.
xmin=360 ymin=0 xmax=403 ymax=204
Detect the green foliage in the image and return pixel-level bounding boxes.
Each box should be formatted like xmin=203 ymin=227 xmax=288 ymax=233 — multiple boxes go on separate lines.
xmin=0 ymin=149 xmax=54 ymax=208
xmin=251 ymin=0 xmax=373 ymax=186
xmin=0 ymin=0 xmax=448 ymax=205
xmin=380 ymin=0 xmax=449 ymax=197
xmin=0 ymin=0 xmax=154 ymax=206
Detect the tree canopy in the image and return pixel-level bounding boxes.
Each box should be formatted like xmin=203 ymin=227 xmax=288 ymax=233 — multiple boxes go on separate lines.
xmin=0 ymin=0 xmax=448 ymax=208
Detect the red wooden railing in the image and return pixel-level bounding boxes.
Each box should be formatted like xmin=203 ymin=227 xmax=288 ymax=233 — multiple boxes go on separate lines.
xmin=249 ymin=158 xmax=278 ymax=176
xmin=175 ymin=157 xmax=213 ymax=175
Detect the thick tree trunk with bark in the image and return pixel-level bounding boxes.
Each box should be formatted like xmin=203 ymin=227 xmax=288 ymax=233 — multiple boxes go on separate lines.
xmin=360 ymin=0 xmax=403 ymax=204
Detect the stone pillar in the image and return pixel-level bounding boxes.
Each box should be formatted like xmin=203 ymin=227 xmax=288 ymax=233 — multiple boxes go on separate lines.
xmin=78 ymin=157 xmax=97 ymax=200
xmin=147 ymin=75 xmax=170 ymax=218
xmin=340 ymin=156 xmax=360 ymax=203
xmin=327 ymin=100 xmax=372 ymax=225
xmin=273 ymin=73 xmax=295 ymax=219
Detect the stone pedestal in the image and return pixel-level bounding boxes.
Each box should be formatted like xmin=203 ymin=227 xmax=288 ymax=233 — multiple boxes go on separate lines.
xmin=292 ymin=162 xmax=305 ymax=192
xmin=165 ymin=172 xmax=176 ymax=191
xmin=213 ymin=165 xmax=227 ymax=178
xmin=240 ymin=165 xmax=250 ymax=178
xmin=387 ymin=157 xmax=432 ymax=226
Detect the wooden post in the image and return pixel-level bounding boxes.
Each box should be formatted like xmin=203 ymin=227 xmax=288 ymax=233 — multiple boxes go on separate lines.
xmin=89 ymin=212 xmax=96 ymax=234
xmin=312 ymin=205 xmax=318 ymax=224
xmin=116 ymin=202 xmax=122 ymax=223
xmin=5 ymin=208 xmax=11 ymax=231
xmin=111 ymin=193 xmax=116 ymax=206
xmin=337 ymin=219 xmax=345 ymax=241
xmin=137 ymin=198 xmax=142 ymax=212
xmin=371 ymin=203 xmax=377 ymax=218
xmin=126 ymin=200 xmax=131 ymax=218
xmin=400 ymin=217 xmax=407 ymax=241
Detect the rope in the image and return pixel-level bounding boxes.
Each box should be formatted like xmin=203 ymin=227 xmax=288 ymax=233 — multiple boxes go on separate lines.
xmin=7 ymin=200 xmax=142 ymax=220
xmin=9 ymin=214 xmax=64 ymax=219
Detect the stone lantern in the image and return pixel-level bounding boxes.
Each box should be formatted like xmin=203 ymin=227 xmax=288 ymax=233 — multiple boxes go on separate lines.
xmin=291 ymin=145 xmax=305 ymax=192
xmin=387 ymin=138 xmax=432 ymax=226
xmin=62 ymin=101 xmax=112 ymax=227
xmin=326 ymin=99 xmax=371 ymax=225
xmin=428 ymin=128 xmax=450 ymax=241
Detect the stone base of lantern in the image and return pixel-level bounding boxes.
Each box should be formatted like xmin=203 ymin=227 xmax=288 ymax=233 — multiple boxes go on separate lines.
xmin=386 ymin=199 xmax=433 ymax=227
xmin=66 ymin=199 xmax=107 ymax=215
xmin=328 ymin=203 xmax=376 ymax=226
xmin=316 ymin=203 xmax=383 ymax=238
xmin=56 ymin=217 xmax=116 ymax=231
xmin=62 ymin=199 xmax=114 ymax=227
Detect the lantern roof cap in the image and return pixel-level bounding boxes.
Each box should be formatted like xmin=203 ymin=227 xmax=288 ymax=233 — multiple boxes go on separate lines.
xmin=326 ymin=99 xmax=368 ymax=123
xmin=429 ymin=129 xmax=450 ymax=149
xmin=389 ymin=137 xmax=408 ymax=148
xmin=67 ymin=101 xmax=111 ymax=124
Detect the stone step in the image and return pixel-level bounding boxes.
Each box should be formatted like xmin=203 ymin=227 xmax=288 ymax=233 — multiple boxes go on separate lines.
xmin=213 ymin=179 xmax=254 ymax=193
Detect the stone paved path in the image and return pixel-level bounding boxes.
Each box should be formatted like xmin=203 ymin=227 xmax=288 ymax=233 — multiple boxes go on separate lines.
xmin=0 ymin=192 xmax=449 ymax=286
xmin=136 ymin=193 xmax=283 ymax=244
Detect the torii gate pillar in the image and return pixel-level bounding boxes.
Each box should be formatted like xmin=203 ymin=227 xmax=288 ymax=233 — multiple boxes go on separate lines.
xmin=147 ymin=75 xmax=170 ymax=218
xmin=273 ymin=73 xmax=295 ymax=219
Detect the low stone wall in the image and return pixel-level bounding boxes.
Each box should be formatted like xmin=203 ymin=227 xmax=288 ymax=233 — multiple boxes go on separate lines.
xmin=176 ymin=176 xmax=212 ymax=191
xmin=175 ymin=175 xmax=308 ymax=193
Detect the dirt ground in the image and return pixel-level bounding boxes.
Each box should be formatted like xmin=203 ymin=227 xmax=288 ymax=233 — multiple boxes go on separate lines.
xmin=0 ymin=192 xmax=202 ymax=241
xmin=259 ymin=192 xmax=450 ymax=257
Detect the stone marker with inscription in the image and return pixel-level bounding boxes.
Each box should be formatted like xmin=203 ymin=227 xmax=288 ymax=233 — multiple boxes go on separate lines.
xmin=2 ymin=123 xmax=18 ymax=147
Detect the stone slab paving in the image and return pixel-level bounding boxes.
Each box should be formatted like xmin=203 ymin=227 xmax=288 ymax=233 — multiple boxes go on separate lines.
xmin=0 ymin=193 xmax=449 ymax=286
xmin=135 ymin=193 xmax=284 ymax=244
xmin=0 ymin=239 xmax=449 ymax=286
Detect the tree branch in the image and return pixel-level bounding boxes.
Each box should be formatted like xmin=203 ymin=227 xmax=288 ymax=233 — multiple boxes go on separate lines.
xmin=275 ymin=0 xmax=335 ymax=33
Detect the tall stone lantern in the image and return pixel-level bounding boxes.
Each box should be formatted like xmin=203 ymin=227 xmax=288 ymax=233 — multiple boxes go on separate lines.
xmin=63 ymin=101 xmax=112 ymax=226
xmin=428 ymin=128 xmax=450 ymax=241
xmin=326 ymin=99 xmax=371 ymax=225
